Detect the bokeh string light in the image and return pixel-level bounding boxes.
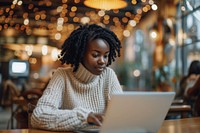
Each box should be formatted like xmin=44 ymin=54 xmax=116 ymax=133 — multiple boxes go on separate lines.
xmin=0 ymin=0 xmax=157 ymax=47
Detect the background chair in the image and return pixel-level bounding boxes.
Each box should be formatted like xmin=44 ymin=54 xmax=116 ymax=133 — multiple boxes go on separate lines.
xmin=1 ymin=80 xmax=42 ymax=129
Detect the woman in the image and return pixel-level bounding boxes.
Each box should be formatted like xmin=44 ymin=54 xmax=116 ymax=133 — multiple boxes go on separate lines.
xmin=31 ymin=24 xmax=123 ymax=131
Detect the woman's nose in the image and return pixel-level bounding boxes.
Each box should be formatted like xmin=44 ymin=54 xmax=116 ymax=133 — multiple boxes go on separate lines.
xmin=98 ymin=56 xmax=105 ymax=64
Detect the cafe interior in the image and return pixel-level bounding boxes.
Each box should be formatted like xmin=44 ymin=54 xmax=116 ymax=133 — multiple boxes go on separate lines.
xmin=0 ymin=0 xmax=200 ymax=132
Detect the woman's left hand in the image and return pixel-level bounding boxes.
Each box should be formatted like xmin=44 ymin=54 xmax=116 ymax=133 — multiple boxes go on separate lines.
xmin=87 ymin=112 xmax=104 ymax=126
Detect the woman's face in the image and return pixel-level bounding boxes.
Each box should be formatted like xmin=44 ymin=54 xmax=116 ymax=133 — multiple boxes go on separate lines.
xmin=188 ymin=74 xmax=199 ymax=81
xmin=82 ymin=38 xmax=110 ymax=75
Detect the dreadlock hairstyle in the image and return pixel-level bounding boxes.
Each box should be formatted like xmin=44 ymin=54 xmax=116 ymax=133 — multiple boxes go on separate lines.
xmin=59 ymin=24 xmax=121 ymax=72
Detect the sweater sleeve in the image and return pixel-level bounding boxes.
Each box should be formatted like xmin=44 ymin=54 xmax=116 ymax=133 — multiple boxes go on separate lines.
xmin=31 ymin=69 xmax=91 ymax=131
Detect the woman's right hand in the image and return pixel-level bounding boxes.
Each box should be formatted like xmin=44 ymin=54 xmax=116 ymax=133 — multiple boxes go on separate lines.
xmin=87 ymin=112 xmax=104 ymax=126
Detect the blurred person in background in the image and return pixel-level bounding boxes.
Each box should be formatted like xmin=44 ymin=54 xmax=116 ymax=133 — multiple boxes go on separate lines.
xmin=185 ymin=61 xmax=200 ymax=116
xmin=177 ymin=60 xmax=200 ymax=116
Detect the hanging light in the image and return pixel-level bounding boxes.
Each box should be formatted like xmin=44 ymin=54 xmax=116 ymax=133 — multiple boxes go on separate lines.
xmin=84 ymin=0 xmax=127 ymax=10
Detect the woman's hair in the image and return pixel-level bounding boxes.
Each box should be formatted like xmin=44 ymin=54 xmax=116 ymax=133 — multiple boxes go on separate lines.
xmin=59 ymin=24 xmax=121 ymax=72
xmin=188 ymin=60 xmax=200 ymax=76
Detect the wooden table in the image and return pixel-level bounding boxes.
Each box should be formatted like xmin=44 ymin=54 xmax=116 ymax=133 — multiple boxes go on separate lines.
xmin=158 ymin=117 xmax=200 ymax=133
xmin=0 ymin=117 xmax=200 ymax=133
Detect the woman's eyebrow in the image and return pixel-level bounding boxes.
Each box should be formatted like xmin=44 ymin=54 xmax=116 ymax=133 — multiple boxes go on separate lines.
xmin=92 ymin=50 xmax=100 ymax=52
xmin=92 ymin=50 xmax=110 ymax=53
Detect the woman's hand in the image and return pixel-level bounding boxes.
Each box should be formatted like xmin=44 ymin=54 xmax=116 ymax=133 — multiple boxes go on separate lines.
xmin=87 ymin=112 xmax=104 ymax=126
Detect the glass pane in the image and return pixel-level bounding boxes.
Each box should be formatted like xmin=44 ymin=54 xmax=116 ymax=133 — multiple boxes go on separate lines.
xmin=186 ymin=0 xmax=200 ymax=9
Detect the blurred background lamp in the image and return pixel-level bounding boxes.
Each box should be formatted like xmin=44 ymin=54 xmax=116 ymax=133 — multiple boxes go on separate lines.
xmin=84 ymin=0 xmax=127 ymax=10
xmin=150 ymin=30 xmax=157 ymax=39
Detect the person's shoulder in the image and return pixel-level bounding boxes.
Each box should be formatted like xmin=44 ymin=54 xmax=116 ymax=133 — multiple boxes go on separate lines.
xmin=53 ymin=67 xmax=72 ymax=75
xmin=57 ymin=66 xmax=71 ymax=71
xmin=102 ymin=67 xmax=116 ymax=76
xmin=105 ymin=67 xmax=114 ymax=71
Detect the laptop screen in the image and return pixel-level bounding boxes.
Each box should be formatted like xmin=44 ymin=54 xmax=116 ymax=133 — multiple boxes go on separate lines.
xmin=100 ymin=91 xmax=175 ymax=133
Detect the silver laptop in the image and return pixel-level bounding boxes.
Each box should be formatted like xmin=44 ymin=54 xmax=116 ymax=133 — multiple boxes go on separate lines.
xmin=79 ymin=91 xmax=175 ymax=133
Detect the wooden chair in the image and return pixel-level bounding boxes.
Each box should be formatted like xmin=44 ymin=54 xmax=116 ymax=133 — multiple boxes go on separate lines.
xmin=1 ymin=80 xmax=42 ymax=129
xmin=166 ymin=98 xmax=192 ymax=119
xmin=27 ymin=103 xmax=36 ymax=128
xmin=2 ymin=80 xmax=24 ymax=129
xmin=168 ymin=105 xmax=192 ymax=118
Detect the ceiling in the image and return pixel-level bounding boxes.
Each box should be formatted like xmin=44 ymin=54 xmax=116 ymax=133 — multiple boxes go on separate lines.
xmin=0 ymin=0 xmax=156 ymax=48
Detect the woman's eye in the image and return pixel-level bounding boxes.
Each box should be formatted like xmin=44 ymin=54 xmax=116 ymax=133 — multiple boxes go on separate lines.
xmin=104 ymin=55 xmax=108 ymax=58
xmin=92 ymin=54 xmax=98 ymax=58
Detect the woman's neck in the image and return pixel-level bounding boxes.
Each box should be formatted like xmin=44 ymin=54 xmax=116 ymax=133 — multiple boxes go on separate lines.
xmin=74 ymin=63 xmax=98 ymax=83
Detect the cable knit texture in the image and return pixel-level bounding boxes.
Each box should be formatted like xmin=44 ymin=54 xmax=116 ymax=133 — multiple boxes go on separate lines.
xmin=31 ymin=64 xmax=123 ymax=131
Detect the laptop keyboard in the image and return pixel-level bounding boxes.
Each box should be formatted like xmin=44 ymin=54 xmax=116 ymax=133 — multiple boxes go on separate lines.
xmin=76 ymin=125 xmax=100 ymax=133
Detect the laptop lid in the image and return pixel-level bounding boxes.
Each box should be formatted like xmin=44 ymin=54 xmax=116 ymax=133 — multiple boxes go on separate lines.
xmin=100 ymin=91 xmax=175 ymax=133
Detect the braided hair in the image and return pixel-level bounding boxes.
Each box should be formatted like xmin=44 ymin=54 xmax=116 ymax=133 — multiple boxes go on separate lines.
xmin=59 ymin=24 xmax=121 ymax=72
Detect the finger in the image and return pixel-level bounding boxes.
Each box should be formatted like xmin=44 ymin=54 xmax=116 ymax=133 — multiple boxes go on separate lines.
xmin=96 ymin=114 xmax=104 ymax=122
xmin=91 ymin=113 xmax=102 ymax=126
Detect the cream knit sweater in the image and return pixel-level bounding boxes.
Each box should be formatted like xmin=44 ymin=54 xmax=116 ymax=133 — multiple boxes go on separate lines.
xmin=31 ymin=64 xmax=122 ymax=131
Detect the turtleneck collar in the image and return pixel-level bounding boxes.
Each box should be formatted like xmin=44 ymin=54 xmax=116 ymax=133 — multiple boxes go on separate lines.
xmin=74 ymin=63 xmax=98 ymax=83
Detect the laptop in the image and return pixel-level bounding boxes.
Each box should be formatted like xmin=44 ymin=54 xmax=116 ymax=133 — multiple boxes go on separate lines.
xmin=78 ymin=91 xmax=175 ymax=133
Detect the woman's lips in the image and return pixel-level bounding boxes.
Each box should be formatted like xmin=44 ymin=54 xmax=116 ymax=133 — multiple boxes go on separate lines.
xmin=96 ymin=67 xmax=104 ymax=71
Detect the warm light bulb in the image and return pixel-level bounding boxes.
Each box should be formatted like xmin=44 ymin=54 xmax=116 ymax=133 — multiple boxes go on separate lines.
xmin=42 ymin=45 xmax=48 ymax=55
xmin=84 ymin=0 xmax=127 ymax=10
